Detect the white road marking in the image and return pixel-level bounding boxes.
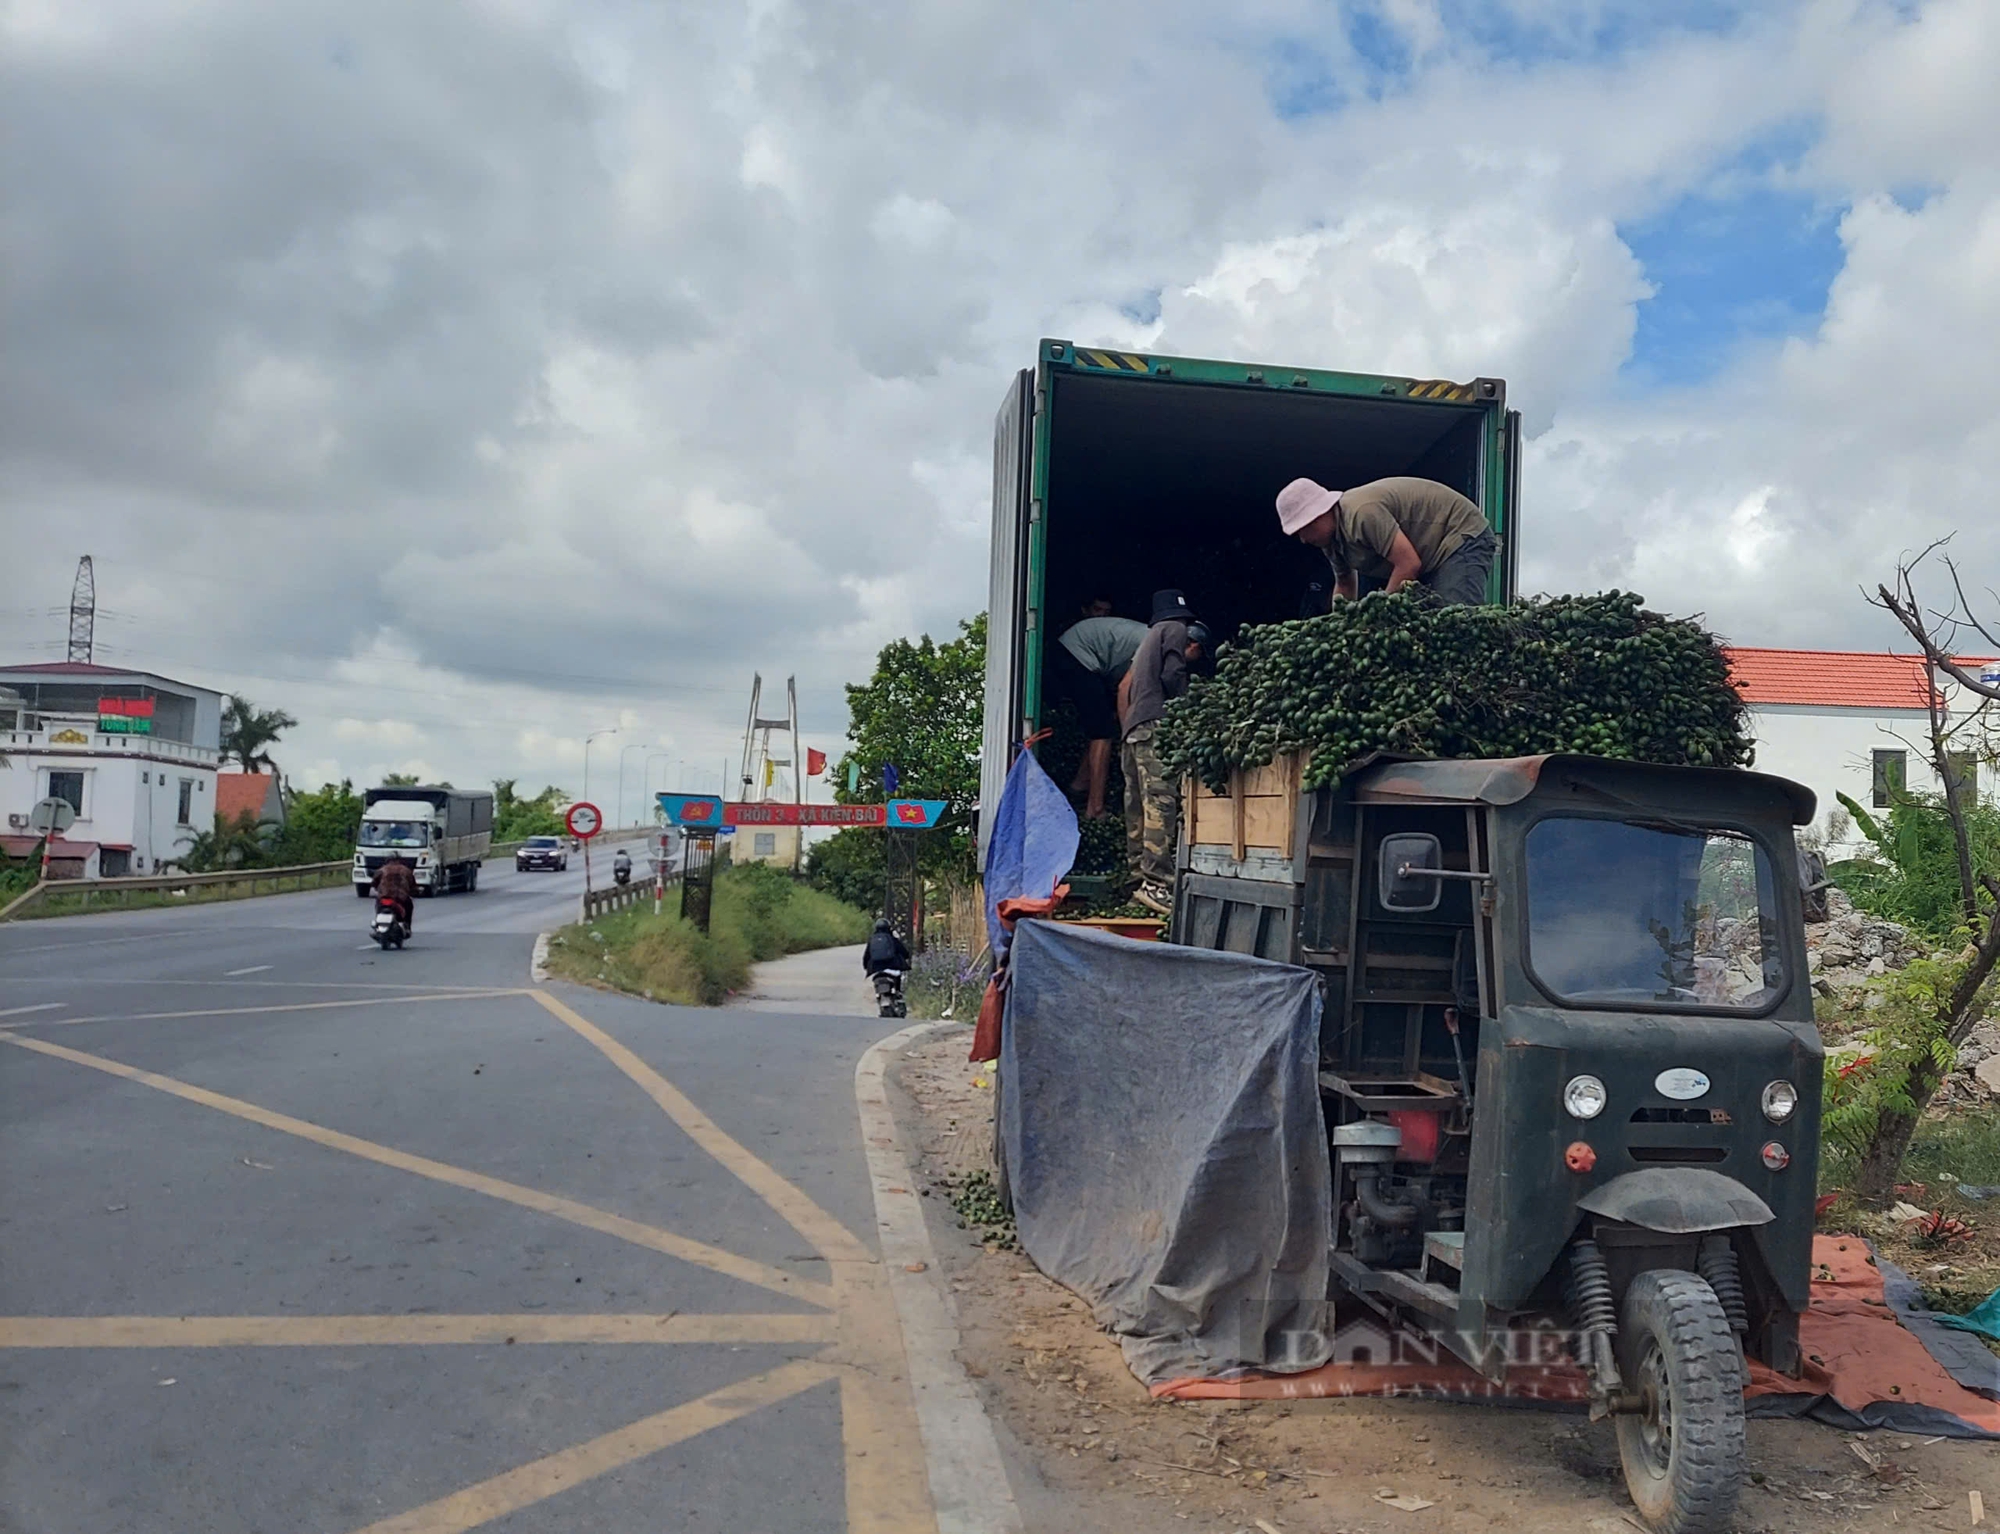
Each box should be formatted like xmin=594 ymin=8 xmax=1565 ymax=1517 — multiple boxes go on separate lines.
xmin=0 ymin=1003 xmax=66 ymax=1021
xmin=855 ymin=1019 xmax=1024 ymax=1534
xmin=224 ymin=965 xmax=273 ymax=977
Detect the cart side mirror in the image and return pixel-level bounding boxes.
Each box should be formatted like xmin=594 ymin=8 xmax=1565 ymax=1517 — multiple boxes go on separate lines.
xmin=1380 ymin=832 xmax=1444 ymax=913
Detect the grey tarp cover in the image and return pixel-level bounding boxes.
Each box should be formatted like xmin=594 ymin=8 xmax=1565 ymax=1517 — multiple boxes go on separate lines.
xmin=999 ymin=919 xmax=1333 ymax=1384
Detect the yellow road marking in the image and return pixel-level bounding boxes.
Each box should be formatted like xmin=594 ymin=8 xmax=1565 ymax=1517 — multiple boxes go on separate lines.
xmin=347 ymin=1356 xmax=838 ymax=1534
xmin=0 ymin=1032 xmax=833 ymax=1309
xmin=0 ymin=990 xmax=522 ymax=1030
xmin=530 ymin=989 xmax=870 ymax=1265
xmin=0 ymin=1313 xmax=835 ymax=1348
xmin=529 ymin=990 xmax=935 ymax=1532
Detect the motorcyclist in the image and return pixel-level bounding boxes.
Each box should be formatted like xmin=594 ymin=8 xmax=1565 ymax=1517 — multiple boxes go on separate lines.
xmin=862 ymin=917 xmax=911 ymax=976
xmin=613 ymin=846 xmax=633 ymax=884
xmin=372 ymin=852 xmax=415 ymax=931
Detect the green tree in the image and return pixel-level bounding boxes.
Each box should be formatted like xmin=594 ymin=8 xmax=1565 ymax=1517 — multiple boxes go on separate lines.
xmin=804 ymin=826 xmax=886 ymax=912
xmin=380 ymin=772 xmax=421 ymax=787
xmin=493 ymin=780 xmax=569 ymax=841
xmin=830 ymin=613 xmax=986 ymax=882
xmin=180 ymin=810 xmax=272 ymax=871
xmin=220 ymin=694 xmax=298 ymax=773
xmin=1829 ymin=545 xmax=2000 ymax=1203
xmin=275 ymin=779 xmax=364 ymax=863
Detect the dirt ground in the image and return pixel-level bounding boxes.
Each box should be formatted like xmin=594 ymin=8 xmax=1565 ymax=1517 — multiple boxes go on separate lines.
xmin=890 ymin=1032 xmax=2000 ymax=1534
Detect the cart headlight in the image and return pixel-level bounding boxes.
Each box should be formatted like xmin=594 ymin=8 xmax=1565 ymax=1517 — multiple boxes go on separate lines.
xmin=1761 ymin=1080 xmax=1798 ymax=1124
xmin=1563 ymin=1074 xmax=1607 ymax=1120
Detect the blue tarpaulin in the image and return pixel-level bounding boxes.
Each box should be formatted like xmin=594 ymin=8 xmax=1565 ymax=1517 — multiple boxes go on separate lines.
xmin=999 ymin=919 xmax=1333 ymax=1383
xmin=982 ymin=749 xmax=1079 ymax=962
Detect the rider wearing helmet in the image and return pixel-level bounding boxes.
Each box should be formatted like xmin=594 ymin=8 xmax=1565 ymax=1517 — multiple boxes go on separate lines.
xmin=861 ymin=917 xmax=911 ymax=976
xmin=372 ymin=852 xmax=416 ymax=931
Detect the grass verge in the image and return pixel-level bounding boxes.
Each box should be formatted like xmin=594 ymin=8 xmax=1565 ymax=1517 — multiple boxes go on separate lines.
xmin=543 ymin=863 xmax=871 ymax=1006
xmin=906 ymin=944 xmax=988 ymax=1021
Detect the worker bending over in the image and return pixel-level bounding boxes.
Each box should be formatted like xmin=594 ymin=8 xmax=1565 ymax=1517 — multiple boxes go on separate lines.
xmin=1119 ymin=589 xmax=1208 ymax=916
xmin=1276 ymin=476 xmax=1498 ymax=605
xmin=1050 ymin=597 xmax=1149 ymax=820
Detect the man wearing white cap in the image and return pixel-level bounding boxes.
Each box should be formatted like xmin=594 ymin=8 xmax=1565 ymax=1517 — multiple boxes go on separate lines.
xmin=1274 ymin=476 xmax=1498 ymax=605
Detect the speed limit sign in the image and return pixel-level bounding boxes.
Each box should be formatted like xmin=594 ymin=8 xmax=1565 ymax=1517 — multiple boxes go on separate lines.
xmin=565 ymin=801 xmax=603 ymax=840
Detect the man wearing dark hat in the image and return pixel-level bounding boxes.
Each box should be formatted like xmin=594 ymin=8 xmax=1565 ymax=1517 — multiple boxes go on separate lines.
xmin=1275 ymin=475 xmax=1497 ymax=605
xmin=1118 ymin=589 xmax=1209 ymax=914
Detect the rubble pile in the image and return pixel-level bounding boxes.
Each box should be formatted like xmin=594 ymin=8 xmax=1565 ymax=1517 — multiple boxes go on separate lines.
xmin=1807 ymin=887 xmax=2000 ymax=1104
xmin=1807 ymin=887 xmax=1924 ymax=993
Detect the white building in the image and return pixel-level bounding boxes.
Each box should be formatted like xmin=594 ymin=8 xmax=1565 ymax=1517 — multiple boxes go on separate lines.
xmin=1725 ymin=648 xmax=1994 ymax=856
xmin=0 ymin=662 xmax=223 ymax=878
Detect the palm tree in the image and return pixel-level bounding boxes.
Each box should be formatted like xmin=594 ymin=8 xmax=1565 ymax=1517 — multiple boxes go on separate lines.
xmin=178 ymin=811 xmax=272 ymax=872
xmin=221 ymin=695 xmax=298 ymax=773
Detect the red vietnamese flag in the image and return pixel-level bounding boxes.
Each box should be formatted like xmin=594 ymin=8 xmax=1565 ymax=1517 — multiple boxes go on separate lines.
xmin=806 ymin=747 xmax=827 ymax=776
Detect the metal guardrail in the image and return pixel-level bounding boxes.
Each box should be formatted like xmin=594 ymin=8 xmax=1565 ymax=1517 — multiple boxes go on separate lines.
xmin=579 ymin=868 xmax=683 ymax=923
xmin=0 ymin=860 xmax=351 ymax=921
xmin=2 ymin=828 xmax=666 ymax=922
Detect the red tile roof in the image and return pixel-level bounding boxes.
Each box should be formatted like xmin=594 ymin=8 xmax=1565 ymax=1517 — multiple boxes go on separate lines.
xmin=216 ymin=772 xmax=279 ymax=826
xmin=1724 ymin=648 xmax=1999 ymax=709
xmin=0 ymin=662 xmax=126 ymax=674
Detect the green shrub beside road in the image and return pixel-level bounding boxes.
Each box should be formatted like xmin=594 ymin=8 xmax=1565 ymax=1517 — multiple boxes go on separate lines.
xmin=544 ymin=864 xmax=871 ymax=1006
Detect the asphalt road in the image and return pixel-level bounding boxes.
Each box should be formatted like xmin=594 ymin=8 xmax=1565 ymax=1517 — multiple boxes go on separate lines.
xmin=0 ymin=846 xmax=931 ymax=1533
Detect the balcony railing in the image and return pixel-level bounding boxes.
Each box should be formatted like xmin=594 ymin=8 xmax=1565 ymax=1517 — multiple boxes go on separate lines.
xmin=0 ymin=728 xmax=219 ymax=767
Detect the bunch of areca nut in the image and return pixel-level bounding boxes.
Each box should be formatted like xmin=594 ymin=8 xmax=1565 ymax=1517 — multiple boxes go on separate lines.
xmin=1156 ymin=589 xmax=1754 ymax=795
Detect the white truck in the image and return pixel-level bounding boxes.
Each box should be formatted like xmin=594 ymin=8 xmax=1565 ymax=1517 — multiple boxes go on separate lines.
xmin=352 ymin=785 xmax=495 ymax=897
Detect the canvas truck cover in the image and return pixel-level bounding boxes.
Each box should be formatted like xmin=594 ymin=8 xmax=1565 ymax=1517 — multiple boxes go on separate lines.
xmin=1000 ymin=919 xmax=1333 ymax=1383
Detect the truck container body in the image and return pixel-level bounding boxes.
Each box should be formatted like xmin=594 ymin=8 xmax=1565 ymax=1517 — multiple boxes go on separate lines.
xmin=980 ymin=339 xmax=1520 ymax=866
xmin=352 ymin=785 xmax=494 ymax=897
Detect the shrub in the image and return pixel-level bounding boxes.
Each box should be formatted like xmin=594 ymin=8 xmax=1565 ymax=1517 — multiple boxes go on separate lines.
xmin=545 ymin=865 xmax=872 ymax=1005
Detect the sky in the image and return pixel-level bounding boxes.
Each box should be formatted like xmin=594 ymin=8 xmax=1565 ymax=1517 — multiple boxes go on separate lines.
xmin=4 ymin=0 xmax=1998 ymax=814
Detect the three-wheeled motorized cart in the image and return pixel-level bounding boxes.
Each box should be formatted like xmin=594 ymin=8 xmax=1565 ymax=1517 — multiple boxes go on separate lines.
xmin=1174 ymin=753 xmax=1822 ymax=1534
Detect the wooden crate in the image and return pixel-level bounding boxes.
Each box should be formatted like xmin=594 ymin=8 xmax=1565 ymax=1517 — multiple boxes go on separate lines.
xmin=1184 ymin=751 xmax=1308 ymax=862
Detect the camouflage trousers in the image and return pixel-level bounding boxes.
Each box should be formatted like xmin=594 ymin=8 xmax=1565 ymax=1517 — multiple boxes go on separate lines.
xmin=1121 ymin=722 xmax=1181 ymax=887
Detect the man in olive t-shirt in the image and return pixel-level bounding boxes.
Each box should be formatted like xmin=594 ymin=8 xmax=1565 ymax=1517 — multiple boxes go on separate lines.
xmin=1274 ymin=475 xmax=1498 ymax=604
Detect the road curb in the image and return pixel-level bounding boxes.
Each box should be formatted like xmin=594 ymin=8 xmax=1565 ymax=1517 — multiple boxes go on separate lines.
xmin=855 ymin=1020 xmax=1025 ymax=1534
xmin=530 ymin=931 xmax=551 ymax=983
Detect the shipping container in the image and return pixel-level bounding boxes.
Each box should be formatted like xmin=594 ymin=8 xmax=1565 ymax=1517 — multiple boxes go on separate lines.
xmin=980 ymin=340 xmax=1520 ymax=865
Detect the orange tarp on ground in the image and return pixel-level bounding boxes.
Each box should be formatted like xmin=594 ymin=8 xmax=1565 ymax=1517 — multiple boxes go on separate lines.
xmin=1152 ymin=1236 xmax=2000 ymax=1438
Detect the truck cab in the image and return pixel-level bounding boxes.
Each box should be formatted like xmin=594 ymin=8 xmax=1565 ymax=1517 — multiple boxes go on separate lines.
xmin=352 ymin=786 xmax=494 ymax=897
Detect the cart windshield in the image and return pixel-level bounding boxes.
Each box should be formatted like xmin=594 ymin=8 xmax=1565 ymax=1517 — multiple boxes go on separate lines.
xmin=1524 ymin=816 xmax=1785 ymax=1011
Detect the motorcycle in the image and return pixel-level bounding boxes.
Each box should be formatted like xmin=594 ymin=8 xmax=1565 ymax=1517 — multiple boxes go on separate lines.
xmin=871 ymin=968 xmax=907 ymax=1019
xmin=370 ymin=896 xmax=409 ymax=950
xmin=613 ymin=852 xmax=633 ymax=887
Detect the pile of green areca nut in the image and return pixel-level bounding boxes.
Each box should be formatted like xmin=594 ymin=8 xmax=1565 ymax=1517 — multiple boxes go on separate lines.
xmin=1157 ymin=589 xmax=1754 ymax=796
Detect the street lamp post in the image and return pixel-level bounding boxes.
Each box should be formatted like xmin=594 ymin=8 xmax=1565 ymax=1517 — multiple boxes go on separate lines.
xmin=583 ymin=728 xmax=618 ymax=810
xmin=644 ymin=752 xmax=675 ymax=817
xmin=617 ymin=744 xmax=646 ymax=830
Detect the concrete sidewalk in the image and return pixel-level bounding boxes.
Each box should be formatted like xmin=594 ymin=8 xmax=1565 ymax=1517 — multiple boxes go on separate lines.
xmin=728 ymin=943 xmax=878 ymax=1016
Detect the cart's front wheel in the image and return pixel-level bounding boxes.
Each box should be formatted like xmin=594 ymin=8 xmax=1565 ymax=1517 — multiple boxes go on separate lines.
xmin=1614 ymin=1268 xmax=1746 ymax=1534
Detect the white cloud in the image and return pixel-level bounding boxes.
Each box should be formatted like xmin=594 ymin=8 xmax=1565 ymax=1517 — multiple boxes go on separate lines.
xmin=4 ymin=0 xmax=1999 ymax=796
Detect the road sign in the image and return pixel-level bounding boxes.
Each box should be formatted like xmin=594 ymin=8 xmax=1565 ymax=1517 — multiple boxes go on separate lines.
xmin=653 ymin=793 xmax=950 ymax=830
xmin=565 ymin=801 xmax=603 ymax=840
xmin=28 ymin=798 xmax=77 ymax=835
